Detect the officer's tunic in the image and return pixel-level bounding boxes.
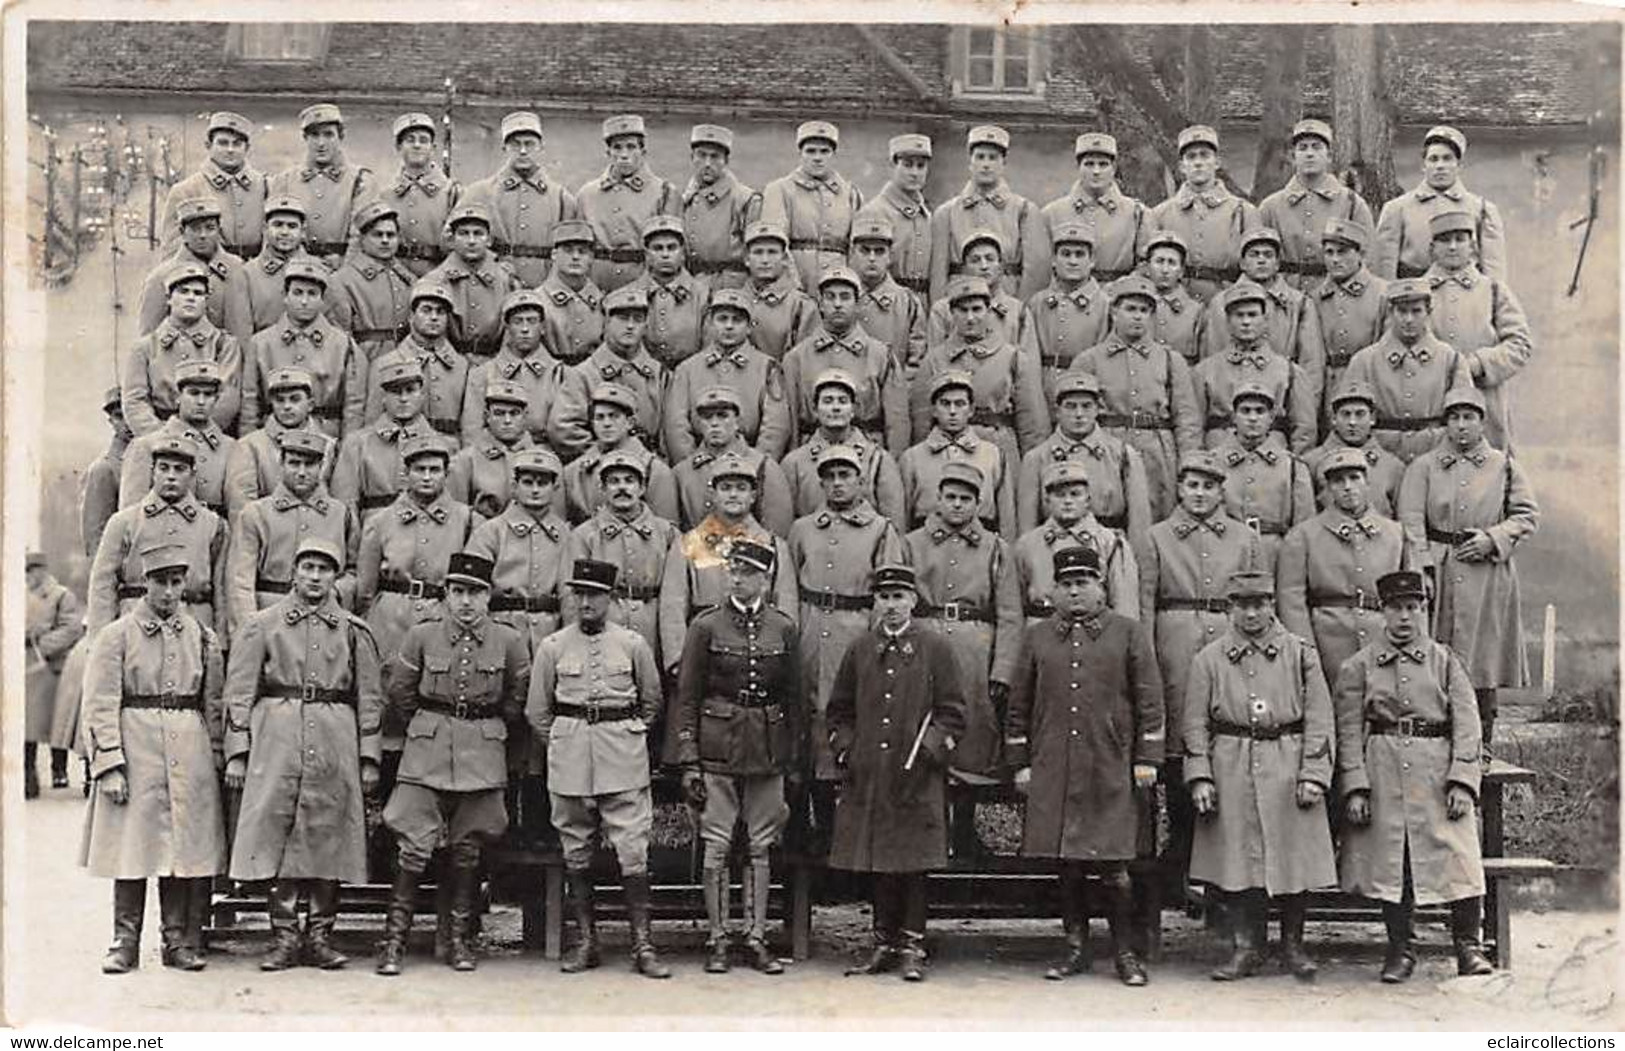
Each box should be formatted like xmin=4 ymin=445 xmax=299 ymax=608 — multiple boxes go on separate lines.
xmin=222 ymin=249 xmax=321 ymax=348
xmin=658 ymin=517 xmax=798 ymax=673
xmin=664 ymin=343 xmax=792 ymax=462
xmin=447 ymin=433 xmax=534 ymax=520
xmin=1214 ymin=434 xmax=1316 ymax=565
xmin=780 ymin=430 xmax=906 ymax=524
xmin=1006 ymin=612 xmax=1163 ymax=860
xmin=912 ymin=335 xmax=1050 ymax=470
xmin=782 ymin=327 xmax=911 ymax=456
xmin=330 ymin=413 xmax=437 ymax=528
xmin=1201 ymin=276 xmax=1328 ymax=414
xmin=326 ymin=254 xmax=415 ymax=363
xmin=858 ymin=276 xmax=928 ymax=372
xmin=1153 ymin=284 xmax=1207 ymax=366
xmin=365 ymin=335 xmax=468 ymax=437
xmin=1277 ymin=507 xmax=1409 ymax=692
xmin=462 ymin=166 xmax=575 ymax=287
xmin=826 ymin=624 xmax=967 ymax=873
xmin=565 ymin=505 xmax=682 ymax=655
xmin=1039 ymin=182 xmax=1151 ymax=282
xmin=560 ymin=440 xmax=679 ymax=527
xmin=549 ymin=345 xmax=669 ymax=461
xmin=743 ymin=275 xmax=818 ymax=362
xmin=1149 ymin=184 xmax=1259 ymax=302
xmin=898 ymin=427 xmax=1015 ymax=540
xmin=1312 ymin=268 xmax=1389 ymax=414
xmin=25 ymin=577 xmax=82 ymax=743
xmin=1013 ymin=517 xmax=1139 ymax=621
xmin=121 ymin=318 xmax=243 ymax=437
xmin=672 ymin=442 xmax=795 ymax=537
xmin=1399 ymin=441 xmax=1539 ymax=688
xmin=1016 ymin=426 xmax=1153 ymax=549
xmin=1256 ymin=176 xmax=1375 ymax=290
xmin=1027 ymin=280 xmax=1110 ymax=401
xmin=929 ymin=180 xmax=1045 ymax=302
xmin=1191 ymin=343 xmax=1318 ymax=455
xmin=538 ymin=274 xmax=605 ymax=366
xmin=425 ymin=253 xmax=521 ymax=359
xmin=224 ymin=596 xmax=382 ymax=882
xmin=382 ymin=165 xmax=461 ymax=277
xmin=1183 ymin=623 xmax=1337 ymax=894
xmin=242 ymin=314 xmax=366 ymax=439
xmin=759 ymin=168 xmax=864 ymax=291
xmin=577 ymin=165 xmax=680 ymax=293
xmin=1334 ymin=635 xmax=1485 ymax=904
xmin=857 ymin=182 xmax=932 ymax=297
xmin=225 ymin=483 xmax=357 ymax=638
xmin=462 ymin=343 xmax=564 ymax=445
xmin=1424 ymin=265 xmax=1533 ymax=452
xmin=681 ymin=171 xmax=760 ymax=289
xmin=629 ymin=269 xmax=709 ymax=369
xmin=159 ymin=161 xmax=268 ymax=259
xmin=137 ymin=247 xmax=242 ymax=337
xmin=120 ymin=417 xmax=235 ymax=515
xmin=80 ymin=604 xmax=227 ymax=879
xmin=87 ymin=494 xmax=227 ymax=635
xmin=1374 ymin=179 xmax=1508 ymax=282
xmin=1339 ymin=331 xmax=1470 ymax=463
xmin=268 ymin=159 xmax=374 ymax=265
xmin=1302 ymin=437 xmax=1405 ymax=518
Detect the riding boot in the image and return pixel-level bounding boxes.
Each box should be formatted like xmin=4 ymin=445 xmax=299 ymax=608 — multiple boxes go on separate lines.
xmin=1380 ymin=900 xmax=1417 ymax=983
xmin=743 ymin=858 xmax=782 ymax=973
xmin=624 ymin=873 xmax=671 ymax=978
xmin=846 ymin=874 xmax=899 ymax=975
xmin=559 ymin=871 xmax=600 ymax=973
xmin=187 ymin=877 xmax=213 ymax=961
xmin=304 ymin=879 xmax=348 ymax=969
xmin=374 ymin=866 xmax=419 ymax=977
xmin=1279 ymin=894 xmax=1318 ymax=981
xmin=158 ymin=877 xmax=205 ymax=970
xmin=23 ymin=742 xmax=39 ymax=800
xmin=1106 ymin=871 xmax=1148 ymax=986
xmin=1451 ymin=896 xmax=1495 ymax=976
xmin=261 ymin=880 xmax=304 ymax=971
xmin=702 ymin=867 xmax=731 ymax=973
xmin=1211 ymin=891 xmax=1263 ymax=981
xmin=432 ymin=872 xmax=454 ymax=962
xmin=102 ymin=879 xmax=146 ymax=974
xmin=447 ymin=860 xmax=480 ymax=972
xmin=50 ymin=748 xmax=69 ymax=789
xmin=1044 ymin=867 xmax=1090 ymax=980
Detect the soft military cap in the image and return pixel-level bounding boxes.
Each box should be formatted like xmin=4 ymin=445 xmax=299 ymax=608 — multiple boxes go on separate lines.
xmin=1177 ymin=449 xmax=1227 ymax=482
xmin=25 ymin=551 xmax=47 ymax=570
xmin=596 ymin=448 xmax=648 ymax=482
xmin=501 ymin=288 xmax=548 ymax=319
xmin=743 ymin=222 xmax=789 ymax=248
xmin=944 ymin=275 xmax=993 ymax=306
xmin=140 ymin=543 xmax=191 ymax=577
xmin=1222 ymin=280 xmax=1270 ymax=312
xmin=102 ymin=385 xmax=124 ymax=412
xmin=165 ymin=260 xmax=212 ymax=291
xmin=938 ymin=460 xmax=984 ymax=496
xmin=352 ymin=199 xmax=397 ymax=233
xmin=695 ymin=386 xmax=743 ymax=414
xmin=1109 ymin=274 xmax=1159 ymax=306
xmin=1240 ymin=227 xmax=1284 ymax=254
xmin=445 ymin=203 xmax=493 ymax=230
xmin=1231 ymin=380 xmax=1276 ymax=410
xmin=500 ymin=111 xmax=543 ymax=142
xmin=400 ymin=434 xmax=451 ymax=465
xmin=1321 ymin=218 xmax=1369 ymax=251
xmin=706 ymin=288 xmax=752 ymax=317
xmin=1074 ymin=132 xmax=1118 ymax=159
xmin=512 ymin=447 xmax=564 ymax=478
xmin=484 ymin=379 xmax=530 ymax=407
xmin=1291 ymin=118 xmax=1334 ymax=145
xmin=816 ymin=266 xmax=861 ymax=294
xmin=888 ymin=133 xmax=932 ymax=159
xmin=176 ymin=198 xmax=223 ymax=226
xmin=1442 ymin=385 xmax=1487 ymax=415
xmin=589 ymin=382 xmax=639 ymax=416
xmin=1143 ymin=230 xmax=1188 ymax=259
xmin=298 ymin=103 xmax=343 ymax=131
xmin=812 ymin=368 xmax=859 ymax=399
xmin=393 ymin=112 xmax=437 ymax=142
xmin=173 ymin=359 xmax=223 ymax=390
xmin=149 ymin=435 xmax=199 ymax=466
xmin=1329 ymin=380 xmax=1378 ymax=410
xmin=277 ymin=429 xmax=328 ymax=461
xmin=282 ymin=258 xmax=330 ymax=289
xmin=206 ymin=112 xmax=253 ymax=139
xmin=602 ymin=286 xmax=649 ymax=314
xmin=1050 ymin=221 xmax=1095 ymax=249
xmin=1042 ymin=460 xmax=1091 ymax=491
xmin=1177 ymin=124 xmax=1220 ymax=153
xmin=1319 ymin=447 xmax=1370 ymax=479
xmin=602 ymin=114 xmax=646 ymax=141
xmin=967 ymin=125 xmax=1011 ymax=152
xmin=550 ymin=219 xmax=597 ymax=247
xmin=1226 ymin=570 xmax=1275 ymax=599
xmin=850 ymin=215 xmax=894 ymax=244
xmin=815 ymin=444 xmax=862 ymax=474
xmin=293 ymin=537 xmax=344 ymax=571
xmin=709 ymin=451 xmax=757 ymax=486
xmin=641 ymin=215 xmax=686 ymax=244
xmin=1053 ymin=370 xmax=1104 ymax=403
xmin=958 ymin=228 xmax=1005 ymax=256
xmin=1423 ymin=125 xmax=1468 ymax=158
xmin=410 ymin=280 xmax=456 ymax=310
xmin=263 ymin=194 xmax=307 ymax=221
xmin=1384 ymin=278 xmax=1433 ymax=304
xmin=929 ymin=369 xmax=976 ymax=402
xmin=796 ymin=120 xmax=839 ymax=147
xmin=373 ymin=353 xmax=425 ymax=388
xmin=690 ymin=124 xmax=734 ymax=151
xmin=1429 ymin=211 xmax=1477 ymax=239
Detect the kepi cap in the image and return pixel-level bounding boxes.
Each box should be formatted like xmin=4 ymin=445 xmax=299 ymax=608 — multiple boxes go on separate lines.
xmin=567 ymin=558 xmax=618 ymax=592
xmin=1054 ymin=546 xmax=1102 ymax=581
xmin=1377 ymin=569 xmax=1428 ymax=605
xmin=727 ymin=538 xmax=776 ymax=573
xmin=445 ymin=551 xmax=495 ymax=589
xmin=871 ymin=563 xmax=917 ymax=593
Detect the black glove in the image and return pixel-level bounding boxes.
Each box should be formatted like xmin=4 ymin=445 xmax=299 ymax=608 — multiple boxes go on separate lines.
xmin=681 ymin=769 xmax=708 ymax=808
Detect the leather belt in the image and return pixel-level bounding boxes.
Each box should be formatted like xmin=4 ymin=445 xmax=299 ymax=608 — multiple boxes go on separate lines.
xmin=788 ymin=237 xmax=850 ymax=254
xmin=353 ymin=325 xmax=409 ymax=343
xmin=1367 ymin=717 xmax=1451 ymax=739
xmin=122 ymin=690 xmax=204 ymax=712
xmin=612 ymin=584 xmax=661 ymax=602
xmin=1427 ymin=527 xmax=1475 ymax=546
xmin=1187 ymin=264 xmax=1241 ymax=284
xmin=261 ymin=683 xmax=355 ymax=706
xmin=1376 ymin=415 xmax=1442 ymax=432
xmin=1210 ymin=718 xmax=1304 ymax=740
xmin=1157 ymin=596 xmax=1231 ymax=613
xmin=1309 ymin=591 xmax=1382 ymax=611
xmin=490 ymin=593 xmax=561 ymax=613
xmin=970 ymin=408 xmax=1014 ymax=429
xmin=1244 ymin=518 xmax=1288 ymax=537
xmin=1325 ymin=350 xmax=1356 ymax=368
xmin=1279 ymin=259 xmax=1327 ymax=277
xmin=1039 ymin=354 xmax=1074 ymax=370
xmin=428 ymin=417 xmax=460 ymax=436
xmin=800 ymin=586 xmax=872 ymax=612
xmin=360 ymin=493 xmax=397 ymax=511
xmin=916 ymin=600 xmax=992 ymax=624
xmin=418 ymin=697 xmax=500 ymax=720
xmin=492 ymin=241 xmax=552 ymax=260
xmin=117 ymin=584 xmax=211 ymax=603
xmin=1098 ymin=411 xmax=1172 ymax=431
xmin=594 ymin=247 xmax=645 ymax=264
xmin=307 ymin=240 xmax=349 ymax=257
xmin=255 ymin=577 xmax=292 ymax=594
xmin=689 ymin=259 xmax=746 ymax=276
xmin=379 ymin=577 xmax=445 ymax=600
xmin=395 ymin=244 xmax=446 ymax=262
xmin=552 ymin=702 xmax=636 ymax=724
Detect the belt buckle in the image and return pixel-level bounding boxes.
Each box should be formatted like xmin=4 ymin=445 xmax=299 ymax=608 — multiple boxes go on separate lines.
xmin=1396 ymin=715 xmax=1415 ymax=739
xmin=814 ymin=590 xmax=836 ymax=610
xmin=407 ymin=579 xmax=426 ymax=600
xmin=1245 ymin=516 xmax=1262 ymax=535
xmin=301 ymin=682 xmax=318 ymax=703
xmin=452 ymin=700 xmax=474 ymax=720
xmin=160 ymin=690 xmax=178 ymax=708
xmin=942 ymin=601 xmax=962 ymax=623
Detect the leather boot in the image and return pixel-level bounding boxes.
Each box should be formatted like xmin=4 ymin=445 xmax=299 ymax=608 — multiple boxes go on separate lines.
xmin=1279 ymin=894 xmax=1317 ymax=981
xmin=624 ymin=873 xmax=671 ymax=979
xmin=305 ymin=880 xmax=348 ymax=970
xmin=23 ymin=742 xmax=39 ymax=800
xmin=1381 ymin=901 xmax=1417 ymax=983
xmin=1211 ymin=892 xmax=1263 ymax=981
xmin=261 ymin=880 xmax=304 ymax=971
xmin=374 ymin=867 xmax=419 ymax=977
xmin=446 ymin=861 xmax=480 ymax=972
xmin=846 ymin=876 xmax=898 ymax=975
xmin=1106 ymin=873 xmax=1149 ymax=987
xmin=50 ymin=748 xmax=69 ymax=789
xmin=158 ymin=877 xmax=206 ymax=970
xmin=188 ymin=877 xmax=213 ymax=961
xmin=702 ymin=867 xmax=730 ymax=973
xmin=102 ymin=879 xmax=146 ymax=974
xmin=743 ymin=859 xmax=782 ymax=974
xmin=898 ymin=930 xmax=928 ymax=982
xmin=1045 ymin=868 xmax=1090 ymax=980
xmin=1452 ymin=897 xmax=1494 ymax=976
xmin=560 ymin=871 xmax=600 ymax=973
xmin=432 ymin=876 xmax=454 ymax=962
xmin=1131 ymin=868 xmax=1163 ymax=962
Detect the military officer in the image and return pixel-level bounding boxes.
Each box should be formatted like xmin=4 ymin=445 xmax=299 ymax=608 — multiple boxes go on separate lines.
xmin=529 ymin=559 xmax=668 ymax=977
xmin=447 ymin=379 xmax=535 ymax=520
xmin=1277 ymin=446 xmax=1410 ymax=694
xmin=223 ymin=368 xmax=335 ymax=520
xmin=86 ymin=386 xmax=134 ymax=556
xmin=665 ymin=289 xmax=791 ymax=461
xmin=365 ymin=282 xmax=469 ymax=438
xmin=1027 ymin=221 xmax=1111 ymax=402
xmin=538 ymin=220 xmax=605 ymax=366
xmin=1070 ymin=274 xmax=1202 ymax=520
xmin=828 ymin=563 xmax=967 ymax=983
xmin=740 ymin=223 xmax=818 ymax=361
xmin=898 ymin=370 xmax=1016 ymax=540
xmin=1374 ymin=126 xmax=1508 ymax=282
xmin=1039 ymin=132 xmax=1151 ymax=286
xmin=269 ymin=103 xmax=374 ymax=269
xmin=759 ymin=120 xmax=864 ymax=290
xmin=158 ymin=110 xmax=267 ymax=259
xmin=1334 ymin=569 xmax=1494 ymax=981
xmin=1191 ymin=281 xmax=1318 ymax=455
xmin=23 ymin=552 xmax=84 ymax=797
xmin=928 ymin=125 xmax=1043 ymax=303
xmin=1006 ymin=545 xmax=1162 ymax=986
xmin=222 ymin=194 xmax=319 ymax=347
xmin=558 ymin=383 xmax=678 ymax=525
xmin=1144 ymin=232 xmax=1207 ymax=365
xmin=855 ymin=134 xmax=933 ymax=300
xmin=81 ymin=543 xmax=226 ymax=974
xmin=671 ymin=389 xmax=789 ymax=533
xmin=924 ymin=229 xmax=1035 ymax=351
xmin=426 ymin=203 xmax=521 ymax=359
xmin=682 ymin=124 xmax=760 ymax=290
xmin=788 ymin=444 xmax=905 ymax=851
xmin=375 ymin=552 xmax=530 ymax=975
xmin=629 ymin=215 xmax=710 ymax=368
xmin=1013 ymin=461 xmax=1139 ymax=621
xmin=850 ymin=215 xmax=927 ymax=373
xmin=1339 ymin=279 xmax=1471 ymax=463
xmin=549 ymin=288 xmax=668 ymax=462
xmin=120 ymin=359 xmax=235 ymax=517
xmin=577 ymin=114 xmax=680 ymax=293
xmin=669 ymin=538 xmax=804 ymax=974
xmin=463 ymin=111 xmax=576 ymax=288
xmin=326 ymin=200 xmax=416 ymax=363
xmin=241 ymin=257 xmax=365 ymax=439
xmin=1422 ymin=210 xmax=1533 ymax=453
xmin=226 ymin=428 xmax=357 ymax=638
xmin=1149 ymin=125 xmax=1259 ymax=303
xmin=1212 ymin=382 xmax=1316 ymax=566
xmin=223 ymin=537 xmax=382 ymax=971
xmin=782 ymin=266 xmax=911 ymax=455
xmin=137 ymin=201 xmax=243 ymax=338
xmin=1312 ymin=219 xmax=1389 ymax=420
xmin=331 ymin=354 xmax=438 ymax=528
xmin=383 ymin=112 xmax=460 ymax=278
xmin=1302 ymin=380 xmax=1406 ymax=517
xmin=1256 ymin=119 xmax=1375 ymax=290
xmin=1398 ymin=385 xmax=1539 ymax=752
xmin=1201 ymin=228 xmax=1329 ymax=418
xmin=462 ymin=289 xmax=565 ymax=446
xmin=780 ymin=368 xmax=906 ymax=523
xmin=1185 ymin=568 xmax=1337 ymax=982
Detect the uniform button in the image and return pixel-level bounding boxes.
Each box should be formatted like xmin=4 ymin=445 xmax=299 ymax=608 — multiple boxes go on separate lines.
xmin=1070 ymin=706 xmax=1078 ymax=713
xmin=880 ymin=742 xmax=889 ymax=750
xmin=882 ymin=717 xmax=890 ymax=724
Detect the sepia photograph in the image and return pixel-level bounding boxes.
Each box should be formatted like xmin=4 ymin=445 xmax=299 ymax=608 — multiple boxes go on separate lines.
xmin=2 ymin=1 xmax=1619 ymax=1034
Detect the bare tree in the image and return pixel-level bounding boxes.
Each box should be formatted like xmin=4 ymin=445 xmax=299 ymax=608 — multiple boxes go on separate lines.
xmin=1332 ymin=25 xmax=1401 ymax=212
xmin=1251 ymin=26 xmax=1308 ymax=200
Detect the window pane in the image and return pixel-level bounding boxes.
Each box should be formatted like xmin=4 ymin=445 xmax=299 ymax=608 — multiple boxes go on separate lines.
xmin=236 ymin=23 xmax=320 ymax=61
xmin=1002 ymin=56 xmax=1029 ymax=89
xmin=968 ymin=56 xmax=996 ymax=88
xmin=967 ymin=28 xmax=996 ymax=58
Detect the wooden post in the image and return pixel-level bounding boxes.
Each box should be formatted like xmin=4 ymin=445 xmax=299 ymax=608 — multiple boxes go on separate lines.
xmin=41 ymin=131 xmax=57 ymax=271
xmin=70 ymin=145 xmax=83 ymax=268
xmin=147 ymin=126 xmax=158 ymax=248
xmin=1542 ymin=604 xmax=1557 ymax=699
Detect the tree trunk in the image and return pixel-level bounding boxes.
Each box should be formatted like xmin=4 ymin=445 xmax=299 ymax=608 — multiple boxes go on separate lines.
xmin=1332 ymin=25 xmax=1402 ymax=213
xmin=1251 ymin=26 xmax=1307 ymax=200
xmin=1182 ymin=26 xmax=1219 ymax=128
xmin=1066 ymin=26 xmax=1183 ymax=203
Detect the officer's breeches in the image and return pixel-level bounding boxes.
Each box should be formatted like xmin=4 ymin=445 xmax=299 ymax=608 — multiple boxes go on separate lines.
xmin=700 ymin=773 xmax=789 ymax=868
xmin=550 ymin=788 xmax=653 ymax=875
xmin=382 ymin=784 xmax=508 ymax=873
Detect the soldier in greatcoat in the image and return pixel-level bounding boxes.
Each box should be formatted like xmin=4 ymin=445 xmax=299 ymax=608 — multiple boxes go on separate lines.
xmin=24 ymin=552 xmax=84 ymax=797
xmin=240 ymin=257 xmax=366 ymax=440
xmin=122 ymin=260 xmax=243 ymax=438
xmin=924 ymin=230 xmax=1035 ymax=351
xmin=331 ymin=354 xmax=439 ymax=529
xmin=1192 ymin=281 xmax=1318 ymax=456
xmin=628 ymin=216 xmax=710 ymax=368
xmin=557 ymin=383 xmax=679 ymax=526
xmin=665 ymin=289 xmax=792 ymax=462
xmin=1143 ymin=232 xmax=1207 ymax=366
xmin=1006 ymin=545 xmax=1162 ymax=986
xmin=1373 ymin=125 xmax=1507 ymax=282
xmin=363 ymin=281 xmax=469 ymax=439
xmin=1200 ymin=227 xmax=1327 ymax=416
xmin=928 ymin=125 xmax=1045 ymax=303
xmin=740 ymin=222 xmax=818 ymax=362
xmin=1039 ymin=132 xmax=1151 ymax=287
xmin=577 ymin=114 xmax=680 ymax=294
xmin=462 ymin=111 xmax=575 ymax=288
xmin=137 ymin=199 xmax=243 ymax=338
xmin=850 ymin=215 xmax=927 ymax=375
xmin=898 ymin=370 xmax=1016 ymax=541
xmin=1302 ymin=380 xmax=1406 ymax=517
xmin=268 ymin=103 xmax=374 ymax=269
xmin=425 ymin=204 xmax=521 ymax=359
xmin=780 ymin=368 xmax=905 ymax=523
xmin=1148 ymin=125 xmax=1259 ymax=303
xmin=855 ymin=134 xmax=933 ymax=302
xmin=223 ymin=538 xmax=382 ymax=970
xmin=1026 ymin=221 xmax=1111 ymax=404
xmin=1012 ymin=461 xmax=1139 ymax=621
xmin=381 ymin=112 xmax=460 ymax=278
xmin=447 ymin=379 xmax=536 ymax=519
xmin=669 ymin=387 xmax=794 ymax=536
xmin=759 ymin=120 xmax=864 ymax=291
xmin=461 ymin=289 xmax=565 ymax=447
xmin=548 ymin=288 xmax=669 ymax=463
xmin=681 ymin=124 xmax=760 ymax=290
xmin=81 ymin=544 xmax=226 ymax=974
xmin=1310 ymin=220 xmax=1389 ymax=424
xmin=222 ymin=195 xmax=319 ymax=347
xmin=1334 ymin=569 xmax=1493 ymax=981
xmin=158 ymin=110 xmax=267 ymax=259
xmin=828 ymin=564 xmax=967 ymax=983
xmin=1212 ymin=381 xmax=1316 ymax=567
xmin=120 ymin=359 xmax=235 ymax=519
xmin=1255 ymin=120 xmax=1375 ymax=291
xmin=537 ymin=220 xmax=605 ymax=367
xmin=326 ymin=200 xmax=416 ymax=364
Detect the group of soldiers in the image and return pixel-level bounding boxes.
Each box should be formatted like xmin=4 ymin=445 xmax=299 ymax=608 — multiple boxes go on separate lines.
xmin=23 ymin=99 xmax=1544 ymax=988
